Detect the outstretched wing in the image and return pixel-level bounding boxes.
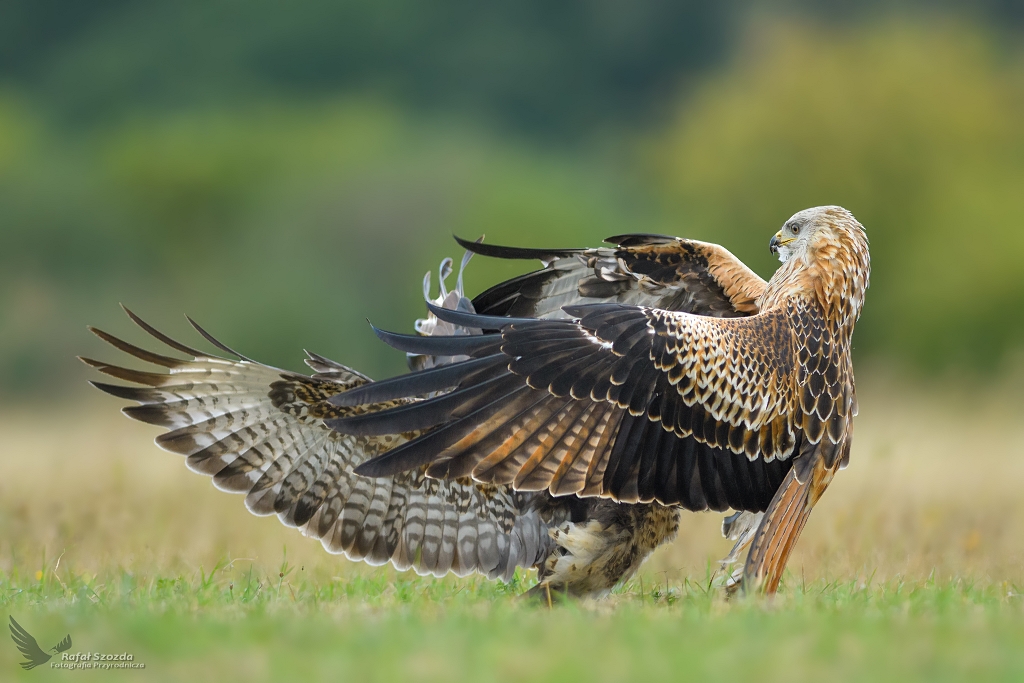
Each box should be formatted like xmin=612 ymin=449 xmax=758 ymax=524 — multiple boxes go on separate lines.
xmin=9 ymin=617 xmax=50 ymax=670
xmin=83 ymin=307 xmax=557 ymax=581
xmin=347 ymin=301 xmax=798 ymax=511
xmin=462 ymin=234 xmax=766 ymax=320
xmin=52 ymin=635 xmax=72 ymax=653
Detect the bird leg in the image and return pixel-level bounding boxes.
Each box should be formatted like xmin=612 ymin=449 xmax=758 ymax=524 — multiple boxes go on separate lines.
xmin=523 ymin=502 xmax=680 ymax=600
xmin=718 ymin=511 xmax=764 ymax=596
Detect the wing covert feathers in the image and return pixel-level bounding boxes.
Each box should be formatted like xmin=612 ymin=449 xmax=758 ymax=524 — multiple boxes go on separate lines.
xmin=468 ymin=234 xmax=767 ymax=321
xmin=352 ymin=303 xmax=798 ymax=510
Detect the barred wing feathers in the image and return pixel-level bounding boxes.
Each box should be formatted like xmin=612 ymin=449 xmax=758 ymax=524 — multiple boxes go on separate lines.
xmin=83 ymin=308 xmax=555 ymax=581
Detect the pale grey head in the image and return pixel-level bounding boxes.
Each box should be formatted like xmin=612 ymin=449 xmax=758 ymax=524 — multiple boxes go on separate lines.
xmin=768 ymin=205 xmax=863 ymax=264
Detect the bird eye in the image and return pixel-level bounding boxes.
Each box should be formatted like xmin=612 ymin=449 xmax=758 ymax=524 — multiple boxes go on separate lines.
xmin=789 ymin=223 xmax=800 ymax=235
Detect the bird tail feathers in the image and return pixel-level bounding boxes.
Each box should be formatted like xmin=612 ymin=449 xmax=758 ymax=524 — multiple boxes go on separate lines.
xmin=741 ymin=467 xmax=814 ymax=594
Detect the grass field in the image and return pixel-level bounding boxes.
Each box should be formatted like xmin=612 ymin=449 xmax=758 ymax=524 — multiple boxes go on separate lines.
xmin=2 ymin=370 xmax=1024 ymax=681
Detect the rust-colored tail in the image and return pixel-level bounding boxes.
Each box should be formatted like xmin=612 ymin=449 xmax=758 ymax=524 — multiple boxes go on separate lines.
xmin=742 ymin=466 xmax=817 ymax=594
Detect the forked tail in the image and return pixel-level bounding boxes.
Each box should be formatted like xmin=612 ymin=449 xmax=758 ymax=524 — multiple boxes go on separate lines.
xmin=741 ymin=466 xmax=816 ymax=594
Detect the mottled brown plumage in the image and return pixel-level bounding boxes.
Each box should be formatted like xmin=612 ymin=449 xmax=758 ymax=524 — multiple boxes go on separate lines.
xmin=86 ymin=205 xmax=869 ymax=597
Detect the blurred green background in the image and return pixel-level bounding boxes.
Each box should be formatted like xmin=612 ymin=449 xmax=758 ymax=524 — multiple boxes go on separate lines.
xmin=2 ymin=0 xmax=1023 ymax=396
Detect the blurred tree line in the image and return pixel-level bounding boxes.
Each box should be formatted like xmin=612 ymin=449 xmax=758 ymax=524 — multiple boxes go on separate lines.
xmin=0 ymin=1 xmax=1022 ymax=397
xmin=2 ymin=0 xmax=1020 ymax=136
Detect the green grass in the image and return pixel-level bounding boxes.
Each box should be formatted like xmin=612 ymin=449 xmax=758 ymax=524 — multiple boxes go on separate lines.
xmin=4 ymin=386 xmax=1024 ymax=682
xmin=2 ymin=563 xmax=1022 ymax=683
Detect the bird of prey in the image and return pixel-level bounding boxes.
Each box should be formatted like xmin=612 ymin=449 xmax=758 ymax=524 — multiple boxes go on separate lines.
xmin=85 ymin=205 xmax=869 ymax=596
xmin=9 ymin=617 xmax=72 ymax=670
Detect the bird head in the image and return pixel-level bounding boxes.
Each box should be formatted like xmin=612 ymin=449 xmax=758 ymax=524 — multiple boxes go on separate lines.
xmin=766 ymin=206 xmax=871 ymax=320
xmin=770 ymin=206 xmax=868 ymax=270
xmin=769 ymin=206 xmax=862 ymax=263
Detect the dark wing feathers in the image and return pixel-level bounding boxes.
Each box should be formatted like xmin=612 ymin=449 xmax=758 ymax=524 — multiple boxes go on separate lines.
xmin=328 ymin=355 xmax=501 ymax=407
xmin=185 ymin=314 xmax=256 ymax=362
xmin=426 ymin=300 xmax=536 ymax=329
xmin=453 ymin=234 xmax=581 ymax=263
xmin=325 ymin=370 xmax=518 ymax=437
xmin=354 ymin=303 xmax=798 ymax=511
xmin=371 ymin=324 xmax=502 ymax=357
xmin=463 ymin=233 xmax=767 ymax=321
xmin=603 ymin=233 xmax=678 ymax=247
xmin=85 ymin=310 xmax=560 ymax=581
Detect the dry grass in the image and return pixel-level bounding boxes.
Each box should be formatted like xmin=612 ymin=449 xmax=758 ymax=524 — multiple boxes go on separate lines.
xmin=2 ymin=369 xmax=1023 ymax=589
xmin=2 ymin=371 xmax=1024 ymax=682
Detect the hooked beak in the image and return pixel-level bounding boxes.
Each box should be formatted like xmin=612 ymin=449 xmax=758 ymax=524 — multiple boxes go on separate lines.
xmin=769 ymin=231 xmax=793 ymax=254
